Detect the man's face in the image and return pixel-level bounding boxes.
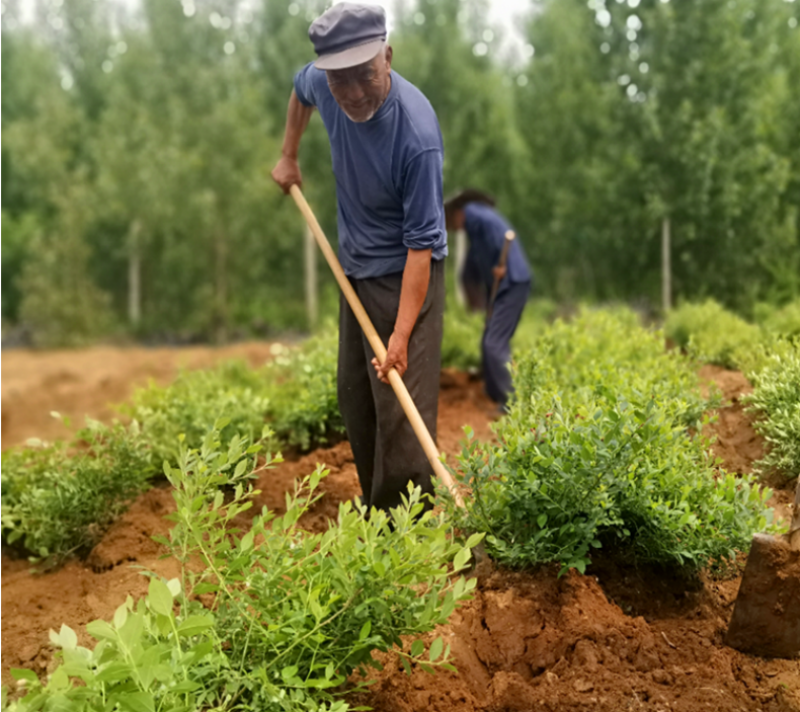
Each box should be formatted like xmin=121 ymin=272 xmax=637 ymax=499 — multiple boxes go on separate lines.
xmin=326 ymin=46 xmax=392 ymax=123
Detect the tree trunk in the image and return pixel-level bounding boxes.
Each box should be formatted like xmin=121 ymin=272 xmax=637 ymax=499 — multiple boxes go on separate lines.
xmin=128 ymin=220 xmax=142 ymax=326
xmin=662 ymin=216 xmax=672 ymax=314
xmin=215 ymin=229 xmax=228 ymax=344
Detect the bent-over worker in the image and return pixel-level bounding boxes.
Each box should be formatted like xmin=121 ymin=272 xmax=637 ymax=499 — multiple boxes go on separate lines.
xmin=271 ymin=3 xmax=447 ymax=514
xmin=445 ymin=189 xmax=532 ymax=409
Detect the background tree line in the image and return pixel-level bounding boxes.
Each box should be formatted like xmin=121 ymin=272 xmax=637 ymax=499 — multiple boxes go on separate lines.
xmin=2 ymin=0 xmax=798 ymax=346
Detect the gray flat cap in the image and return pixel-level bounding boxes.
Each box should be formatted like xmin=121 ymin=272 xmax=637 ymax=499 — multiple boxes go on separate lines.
xmin=309 ymin=3 xmax=387 ymax=71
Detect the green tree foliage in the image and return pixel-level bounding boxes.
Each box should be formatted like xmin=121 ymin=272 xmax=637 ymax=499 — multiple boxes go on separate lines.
xmin=1 ymin=0 xmax=798 ymax=344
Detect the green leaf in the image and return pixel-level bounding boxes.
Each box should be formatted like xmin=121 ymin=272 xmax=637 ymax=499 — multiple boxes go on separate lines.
xmin=95 ymin=661 xmax=134 ymax=683
xmin=86 ymin=619 xmax=116 ymax=641
xmin=410 ymin=639 xmax=424 ymax=658
xmin=177 ymin=615 xmax=214 ymax=637
xmin=240 ymin=530 xmax=254 ymax=552
xmin=49 ymin=624 xmax=78 ymax=651
xmin=171 ymin=680 xmax=202 ymax=693
xmin=147 ymin=578 xmax=173 ymax=617
xmin=118 ymin=610 xmax=145 ymax=650
xmin=358 ymin=621 xmax=371 ymax=641
xmin=465 ymin=532 xmax=485 ymax=549
xmin=10 ymin=668 xmax=39 ymax=683
xmin=233 ymin=458 xmax=248 ymax=480
xmin=281 ymin=665 xmax=299 ymax=682
xmin=429 ymin=637 xmax=444 ymax=662
xmin=115 ymin=691 xmax=155 ymax=712
xmin=113 ymin=602 xmax=128 ymax=629
xmin=400 ymin=656 xmax=412 ymax=675
xmin=192 ymin=582 xmax=219 ymax=595
xmin=453 ymin=547 xmax=470 ymax=571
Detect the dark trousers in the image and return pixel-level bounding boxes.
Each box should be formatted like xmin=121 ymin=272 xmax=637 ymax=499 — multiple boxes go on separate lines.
xmin=338 ymin=260 xmax=445 ymax=513
xmin=483 ymin=281 xmax=530 ymax=406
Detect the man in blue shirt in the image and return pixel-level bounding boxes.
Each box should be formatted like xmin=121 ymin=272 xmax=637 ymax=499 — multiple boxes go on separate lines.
xmin=445 ymin=189 xmax=532 ymax=409
xmin=271 ymin=3 xmax=447 ymax=514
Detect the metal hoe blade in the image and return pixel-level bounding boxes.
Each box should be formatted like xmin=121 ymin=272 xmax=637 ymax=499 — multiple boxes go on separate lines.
xmin=725 ymin=480 xmax=800 ymax=658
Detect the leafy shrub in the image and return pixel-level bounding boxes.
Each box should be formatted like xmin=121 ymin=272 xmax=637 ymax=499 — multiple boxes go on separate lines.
xmin=441 ymin=297 xmax=554 ymax=371
xmin=510 ymin=298 xmax=557 ymax=354
xmin=744 ymin=341 xmax=800 ymax=480
xmin=452 ymin=397 xmax=771 ymax=573
xmin=262 ymin=331 xmax=344 ymax=450
xmin=7 ymin=427 xmax=480 ymax=711
xmin=1 ymin=420 xmax=153 ymax=564
xmin=123 ymin=360 xmax=273 ymax=464
xmin=441 ymin=303 xmax=484 ymax=370
xmin=665 ymin=300 xmax=766 ymax=370
xmin=445 ymin=308 xmax=772 ymax=574
xmin=513 ymin=307 xmax=717 ymax=429
xmin=755 ymin=299 xmax=800 ymax=340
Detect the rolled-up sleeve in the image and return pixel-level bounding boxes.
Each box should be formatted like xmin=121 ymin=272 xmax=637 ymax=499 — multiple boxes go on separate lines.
xmin=293 ymin=63 xmax=317 ymax=107
xmin=402 ymin=148 xmax=446 ymax=251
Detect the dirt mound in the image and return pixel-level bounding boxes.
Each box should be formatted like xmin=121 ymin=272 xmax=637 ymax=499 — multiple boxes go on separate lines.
xmin=726 ymin=534 xmax=800 ymax=659
xmin=1 ymin=485 xmax=180 ymax=681
xmin=234 ymin=370 xmax=497 ymax=534
xmin=244 ymin=440 xmax=362 ymax=533
xmin=357 ymin=564 xmax=800 ymax=712
xmin=86 ymin=485 xmax=176 ymax=571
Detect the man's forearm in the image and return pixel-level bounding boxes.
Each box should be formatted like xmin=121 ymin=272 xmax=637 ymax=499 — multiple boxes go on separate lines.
xmin=281 ymin=90 xmax=314 ymax=158
xmin=394 ymin=248 xmax=432 ymax=339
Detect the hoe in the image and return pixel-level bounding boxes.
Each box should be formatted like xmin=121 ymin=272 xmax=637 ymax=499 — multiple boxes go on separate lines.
xmin=289 ymin=184 xmax=465 ymax=511
xmin=726 ymin=477 xmax=800 ymax=658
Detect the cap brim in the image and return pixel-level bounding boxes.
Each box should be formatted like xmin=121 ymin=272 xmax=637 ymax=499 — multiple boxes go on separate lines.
xmin=314 ymin=38 xmax=386 ymax=71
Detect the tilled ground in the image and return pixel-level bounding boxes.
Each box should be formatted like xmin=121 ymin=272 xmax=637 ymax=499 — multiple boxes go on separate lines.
xmin=1 ymin=347 xmax=798 ymax=710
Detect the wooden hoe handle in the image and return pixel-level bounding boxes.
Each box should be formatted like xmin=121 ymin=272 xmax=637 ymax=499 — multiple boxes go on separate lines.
xmin=289 ymin=185 xmax=464 ymax=508
xmin=487 ymin=230 xmax=516 ymax=320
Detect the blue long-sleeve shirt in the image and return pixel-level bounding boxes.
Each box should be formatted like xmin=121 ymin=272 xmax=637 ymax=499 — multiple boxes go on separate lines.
xmin=294 ymin=63 xmax=447 ymax=279
xmin=461 ymin=202 xmax=532 ymax=297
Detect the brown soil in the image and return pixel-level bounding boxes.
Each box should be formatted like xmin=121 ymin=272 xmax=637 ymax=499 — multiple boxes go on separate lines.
xmin=699 ymin=364 xmax=795 ymax=527
xmin=699 ymin=364 xmax=764 ymax=477
xmin=1 ymin=342 xmax=281 ymax=448
xmin=356 ymin=565 xmax=800 ymax=712
xmin=2 ymin=350 xmax=799 ymax=709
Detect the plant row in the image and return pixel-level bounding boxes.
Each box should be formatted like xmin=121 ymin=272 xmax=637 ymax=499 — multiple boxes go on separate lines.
xmin=4 ymin=426 xmax=482 ymax=712
xmin=664 ymin=298 xmax=800 ymax=373
xmin=0 ymin=333 xmax=344 ymax=565
xmin=665 ymin=299 xmax=800 ymax=480
xmin=1 ymin=297 xmax=552 ymax=566
xmin=446 ymin=308 xmax=776 ymax=574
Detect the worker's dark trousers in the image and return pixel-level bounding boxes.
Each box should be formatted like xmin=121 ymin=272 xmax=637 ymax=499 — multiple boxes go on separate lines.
xmin=338 ymin=260 xmax=445 ymax=514
xmin=482 ymin=281 xmax=530 ymax=407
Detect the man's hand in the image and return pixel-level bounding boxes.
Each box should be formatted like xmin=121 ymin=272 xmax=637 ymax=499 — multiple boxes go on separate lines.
xmin=271 ymin=154 xmax=303 ymax=194
xmin=492 ymin=265 xmax=507 ymax=281
xmin=371 ymin=331 xmax=409 ymax=384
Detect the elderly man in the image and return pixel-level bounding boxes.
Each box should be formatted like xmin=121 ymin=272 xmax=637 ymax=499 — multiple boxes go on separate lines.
xmin=271 ymin=3 xmax=447 ymax=514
